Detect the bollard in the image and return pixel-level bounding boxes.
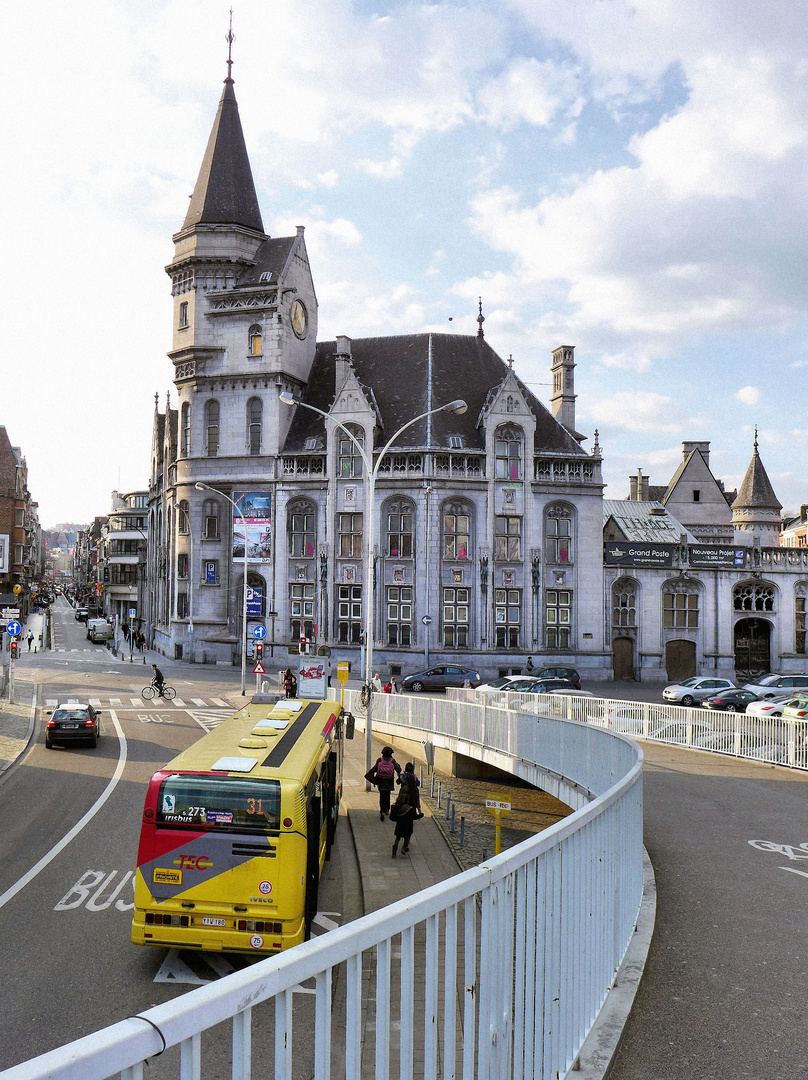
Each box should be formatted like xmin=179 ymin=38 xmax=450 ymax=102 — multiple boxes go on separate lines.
xmin=450 ymin=803 xmax=456 ymax=832
xmin=482 ymin=848 xmax=488 ymax=862
xmin=459 ymin=816 xmax=465 ymax=846
xmin=431 ymin=773 xmax=435 ymax=797
xmin=419 ymin=765 xmax=423 ymax=785
xmin=445 ymin=795 xmax=451 ymax=821
xmin=437 ymin=780 xmax=443 ymax=808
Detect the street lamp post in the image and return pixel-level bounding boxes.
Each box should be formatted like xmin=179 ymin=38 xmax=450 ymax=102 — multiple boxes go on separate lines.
xmin=280 ymin=391 xmax=467 ymax=783
xmin=195 ymin=483 xmax=249 ymax=695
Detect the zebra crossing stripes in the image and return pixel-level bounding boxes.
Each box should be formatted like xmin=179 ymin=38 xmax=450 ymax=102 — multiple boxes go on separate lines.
xmin=44 ymin=697 xmax=233 ymax=709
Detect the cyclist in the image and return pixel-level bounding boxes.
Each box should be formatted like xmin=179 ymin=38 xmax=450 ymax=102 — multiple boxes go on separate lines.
xmin=151 ymin=664 xmax=166 ymax=695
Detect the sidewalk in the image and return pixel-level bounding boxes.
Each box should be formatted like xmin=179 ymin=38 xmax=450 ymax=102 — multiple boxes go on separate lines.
xmin=0 ymin=683 xmax=36 ymax=775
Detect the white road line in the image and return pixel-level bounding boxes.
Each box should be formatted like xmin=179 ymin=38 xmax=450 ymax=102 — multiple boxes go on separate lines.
xmin=0 ymin=711 xmax=128 ymax=911
xmin=191 ymin=698 xmax=207 ymax=706
xmin=45 ymin=699 xmax=57 ymax=706
xmin=89 ymin=699 xmax=102 ymax=706
xmin=211 ymin=698 xmax=228 ymax=707
xmin=172 ymin=698 xmax=187 ymax=707
xmin=130 ymin=698 xmax=144 ymax=707
xmin=109 ymin=698 xmax=122 ymax=705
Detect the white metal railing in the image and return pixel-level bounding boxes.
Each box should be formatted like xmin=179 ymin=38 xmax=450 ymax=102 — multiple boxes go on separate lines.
xmin=1 ymin=694 xmax=644 ymax=1080
xmin=447 ymin=688 xmax=808 ymax=769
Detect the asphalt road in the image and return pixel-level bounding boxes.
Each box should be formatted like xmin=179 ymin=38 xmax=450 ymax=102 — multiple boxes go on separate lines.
xmin=0 ymin=598 xmax=358 ymax=1075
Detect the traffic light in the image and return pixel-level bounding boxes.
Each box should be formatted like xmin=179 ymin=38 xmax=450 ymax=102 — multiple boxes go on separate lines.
xmin=9 ymin=641 xmax=19 ymax=660
xmin=255 ymin=643 xmax=264 ymax=661
xmin=300 ymin=636 xmax=307 ymax=655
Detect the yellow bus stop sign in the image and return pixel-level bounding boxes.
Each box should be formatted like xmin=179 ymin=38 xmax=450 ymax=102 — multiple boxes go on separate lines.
xmin=486 ymin=793 xmax=511 ymax=855
xmin=336 ymin=661 xmax=350 ymax=685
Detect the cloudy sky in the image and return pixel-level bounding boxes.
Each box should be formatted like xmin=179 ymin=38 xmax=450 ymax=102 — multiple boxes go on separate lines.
xmin=4 ymin=0 xmax=807 ymax=527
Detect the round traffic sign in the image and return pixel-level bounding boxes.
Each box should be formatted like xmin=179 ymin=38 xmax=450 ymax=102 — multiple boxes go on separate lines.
xmin=5 ymin=621 xmax=21 ymax=636
xmin=252 ymin=625 xmax=267 ymax=639
xmin=422 ymin=615 xmax=433 ymax=626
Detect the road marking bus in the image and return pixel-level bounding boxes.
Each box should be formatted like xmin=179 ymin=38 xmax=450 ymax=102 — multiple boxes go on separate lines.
xmin=131 ymin=697 xmax=353 ymax=955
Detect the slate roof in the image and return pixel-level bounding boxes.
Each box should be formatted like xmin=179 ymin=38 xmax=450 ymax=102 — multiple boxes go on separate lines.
xmin=282 ymin=334 xmax=589 ymax=455
xmin=182 ymin=78 xmax=264 ymax=234
xmin=236 ymin=237 xmax=296 ymax=287
xmin=603 ymin=499 xmax=696 ymax=544
xmin=732 ymin=446 xmax=782 ymax=512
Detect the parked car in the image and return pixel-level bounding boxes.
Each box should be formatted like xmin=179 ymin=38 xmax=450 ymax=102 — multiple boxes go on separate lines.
xmin=74 ymin=607 xmax=89 ymax=622
xmin=745 ymin=694 xmax=794 ymax=718
xmin=781 ymin=695 xmax=808 ymax=721
xmin=742 ymin=674 xmax=808 ymax=698
xmin=477 ymin=675 xmax=540 ymax=694
xmin=548 ymin=688 xmax=595 ymax=698
xmin=662 ymin=677 xmax=735 ymax=706
xmin=401 ymin=665 xmax=482 ymax=692
xmin=45 ymin=704 xmax=102 ymax=749
xmin=702 ymin=689 xmax=761 ymax=713
xmin=87 ymin=619 xmax=114 ymax=643
xmin=520 ymin=678 xmax=580 ymax=695
xmin=531 ymin=666 xmax=582 ymax=690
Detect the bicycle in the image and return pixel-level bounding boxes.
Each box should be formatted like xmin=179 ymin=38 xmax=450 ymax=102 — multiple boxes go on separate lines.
xmin=141 ymin=682 xmax=176 ymax=701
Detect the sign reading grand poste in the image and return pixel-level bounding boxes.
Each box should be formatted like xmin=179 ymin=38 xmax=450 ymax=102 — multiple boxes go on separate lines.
xmin=604 ymin=542 xmax=676 ymax=567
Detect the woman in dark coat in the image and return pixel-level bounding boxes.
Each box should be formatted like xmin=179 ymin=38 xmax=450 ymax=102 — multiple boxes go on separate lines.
xmin=391 ymin=765 xmax=421 ymax=857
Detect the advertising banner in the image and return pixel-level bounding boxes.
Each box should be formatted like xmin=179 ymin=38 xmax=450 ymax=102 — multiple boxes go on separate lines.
xmin=246 ymin=587 xmax=263 ymax=618
xmin=232 ymin=492 xmax=272 ymax=564
xmin=297 ymin=657 xmax=328 ymax=700
xmin=688 ymin=545 xmax=746 ymax=568
xmin=604 ymin=542 xmax=676 ymax=567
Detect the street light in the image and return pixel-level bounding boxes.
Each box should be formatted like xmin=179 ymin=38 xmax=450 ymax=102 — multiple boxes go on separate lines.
xmin=280 ymin=390 xmax=467 ymax=783
xmin=195 ymin=482 xmax=249 ymax=695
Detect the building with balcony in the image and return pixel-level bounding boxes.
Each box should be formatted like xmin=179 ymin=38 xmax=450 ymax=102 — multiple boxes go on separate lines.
xmin=98 ymin=491 xmax=148 ymax=637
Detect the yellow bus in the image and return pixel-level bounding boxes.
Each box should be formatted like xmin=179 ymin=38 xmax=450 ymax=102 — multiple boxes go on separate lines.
xmin=131 ymin=697 xmax=351 ymax=955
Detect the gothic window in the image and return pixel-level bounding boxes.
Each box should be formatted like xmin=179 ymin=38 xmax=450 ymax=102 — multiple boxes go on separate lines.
xmin=663 ymin=589 xmax=699 ymax=627
xmin=288 ymin=499 xmax=316 ymax=558
xmin=205 ymin=400 xmax=219 ymax=457
xmin=248 ymin=398 xmax=262 ymax=456
xmin=338 ymin=513 xmax=363 ymax=558
xmin=387 ymin=586 xmax=412 ymax=645
xmin=733 ymin=583 xmax=774 ymax=612
xmin=180 ymin=402 xmax=190 ymax=457
xmin=337 ymin=584 xmax=363 ymax=643
xmin=178 ymin=500 xmax=189 ymax=535
xmin=506 ymin=395 xmax=515 ymax=414
xmin=495 ymin=516 xmax=521 ymax=562
xmin=495 ymin=425 xmax=523 ymax=480
xmin=386 ymin=499 xmax=414 ymax=558
xmin=177 ymin=553 xmax=189 ymax=579
xmin=443 ymin=588 xmax=469 ymax=648
xmin=443 ymin=502 xmax=472 ymax=560
xmin=495 ymin=589 xmax=521 ymax=649
xmin=545 ymin=505 xmax=573 ymax=564
xmin=339 ymin=424 xmax=364 ymax=477
xmin=202 ymin=499 xmax=220 ymax=540
xmin=797 ymin=585 xmax=807 ymax=654
xmin=249 ymin=324 xmax=262 ymax=356
xmin=545 ymin=589 xmax=571 ymax=649
xmin=612 ymin=579 xmax=638 ymax=627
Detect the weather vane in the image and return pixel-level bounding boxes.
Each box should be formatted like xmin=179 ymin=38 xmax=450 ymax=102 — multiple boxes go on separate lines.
xmin=226 ymin=9 xmax=235 ymax=81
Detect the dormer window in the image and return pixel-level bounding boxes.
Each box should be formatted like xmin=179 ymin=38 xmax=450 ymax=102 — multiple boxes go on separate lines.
xmin=259 ymin=271 xmax=273 ymax=283
xmin=249 ymin=324 xmax=262 ymax=356
xmin=304 ymin=437 xmax=320 ymax=451
xmin=448 ymin=436 xmax=463 ymax=449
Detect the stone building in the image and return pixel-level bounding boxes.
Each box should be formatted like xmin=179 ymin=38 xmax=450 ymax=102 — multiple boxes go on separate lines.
xmin=604 ymin=439 xmax=808 ymax=681
xmin=0 ymin=426 xmax=42 ymax=620
xmin=98 ymin=491 xmax=148 ymax=638
xmin=146 ymin=64 xmax=609 ymax=678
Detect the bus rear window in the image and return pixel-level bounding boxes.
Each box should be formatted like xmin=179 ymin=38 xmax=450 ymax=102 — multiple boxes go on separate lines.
xmin=156 ymin=776 xmax=281 ymax=832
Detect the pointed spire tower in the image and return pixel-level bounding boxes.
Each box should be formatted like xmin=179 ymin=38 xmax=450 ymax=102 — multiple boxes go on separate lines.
xmin=732 ymin=429 xmax=782 ymax=546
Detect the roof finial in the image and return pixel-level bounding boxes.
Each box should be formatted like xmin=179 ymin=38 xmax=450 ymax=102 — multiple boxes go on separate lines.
xmin=477 ymin=296 xmax=485 ymax=338
xmin=593 ymin=428 xmax=601 ymax=455
xmin=225 ymin=9 xmax=235 ymax=83
xmin=754 ymin=424 xmax=759 ymax=452
xmin=508 ymin=353 xmax=513 ymax=368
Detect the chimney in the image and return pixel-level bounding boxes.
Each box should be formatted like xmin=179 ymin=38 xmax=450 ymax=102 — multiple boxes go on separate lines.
xmin=682 ymin=440 xmax=710 ymax=467
xmin=335 ymin=335 xmax=353 ymax=392
xmin=629 ymin=468 xmax=649 ymax=501
xmin=550 ymin=345 xmax=577 ymax=433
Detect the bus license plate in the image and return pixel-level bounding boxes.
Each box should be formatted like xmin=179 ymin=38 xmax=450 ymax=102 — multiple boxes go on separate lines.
xmin=202 ymin=917 xmax=226 ymax=927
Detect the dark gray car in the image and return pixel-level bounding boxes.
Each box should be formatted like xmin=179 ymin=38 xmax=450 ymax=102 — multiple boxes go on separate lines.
xmin=45 ymin=704 xmax=101 ymax=749
xmin=402 ymin=665 xmax=481 ymax=692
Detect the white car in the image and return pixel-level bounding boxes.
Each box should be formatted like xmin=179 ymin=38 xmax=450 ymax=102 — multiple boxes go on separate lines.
xmin=662 ymin=677 xmax=736 ymax=706
xmin=745 ymin=694 xmax=794 ymax=718
xmin=742 ymin=674 xmax=808 ymax=698
xmin=476 ymin=676 xmax=541 ymax=695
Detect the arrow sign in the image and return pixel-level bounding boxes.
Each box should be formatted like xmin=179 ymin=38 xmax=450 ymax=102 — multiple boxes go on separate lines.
xmin=5 ymin=621 xmax=21 ymax=636
xmin=252 ymin=661 xmax=266 ymax=675
xmin=252 ymin=625 xmax=267 ymax=639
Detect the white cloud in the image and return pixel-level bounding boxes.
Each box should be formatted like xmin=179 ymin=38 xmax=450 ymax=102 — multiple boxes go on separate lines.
xmin=735 ymin=386 xmax=761 ymax=406
xmin=476 ymin=57 xmax=579 ymax=129
xmin=588 ymin=391 xmax=688 ymax=433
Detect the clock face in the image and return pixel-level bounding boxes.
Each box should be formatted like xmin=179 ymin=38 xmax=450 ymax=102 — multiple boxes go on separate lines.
xmin=291 ymin=299 xmax=308 ymax=339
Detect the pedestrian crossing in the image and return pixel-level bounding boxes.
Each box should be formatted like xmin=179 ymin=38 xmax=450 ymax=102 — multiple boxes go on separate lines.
xmin=44 ymin=696 xmax=232 ymax=709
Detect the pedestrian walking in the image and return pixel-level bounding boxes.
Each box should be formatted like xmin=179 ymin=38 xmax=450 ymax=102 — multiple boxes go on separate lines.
xmin=524 ymin=655 xmax=535 ymax=675
xmin=283 ymin=667 xmax=296 ymax=698
xmin=383 ymin=680 xmax=392 ymax=694
xmin=26 ymin=632 xmax=33 ymax=651
xmin=391 ymin=764 xmax=421 ymax=857
xmin=365 ymin=746 xmax=401 ymax=820
xmin=372 ymin=672 xmax=383 ymax=693
xmin=390 ymin=675 xmax=397 ymax=694
xmin=136 ymin=630 xmax=145 ymax=652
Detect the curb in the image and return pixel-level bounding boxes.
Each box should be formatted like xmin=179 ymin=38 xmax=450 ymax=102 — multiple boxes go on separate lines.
xmin=0 ymin=685 xmax=39 ymax=779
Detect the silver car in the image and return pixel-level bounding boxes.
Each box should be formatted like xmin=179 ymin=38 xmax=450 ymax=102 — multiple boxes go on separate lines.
xmin=742 ymin=674 xmax=808 ymax=698
xmin=662 ymin=677 xmax=735 ymax=706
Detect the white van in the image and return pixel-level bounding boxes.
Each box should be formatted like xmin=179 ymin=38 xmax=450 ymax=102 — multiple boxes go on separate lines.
xmin=88 ymin=619 xmax=114 ymax=643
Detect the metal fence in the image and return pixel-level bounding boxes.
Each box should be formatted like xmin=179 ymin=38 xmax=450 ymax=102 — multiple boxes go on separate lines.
xmin=445 ymin=688 xmax=808 ymax=769
xmin=1 ymin=695 xmax=644 ymax=1080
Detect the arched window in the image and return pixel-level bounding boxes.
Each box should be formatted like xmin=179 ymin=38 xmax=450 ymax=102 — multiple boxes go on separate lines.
xmin=178 ymin=500 xmax=189 ymax=535
xmin=204 ymin=400 xmax=219 ymax=457
xmin=238 ymin=572 xmax=266 ymax=617
xmin=249 ymin=324 xmax=262 ymax=356
xmin=495 ymin=425 xmax=523 ymax=480
xmin=733 ymin=582 xmax=774 ymax=612
xmin=202 ymin=499 xmax=220 ymax=540
xmin=612 ymin=578 xmax=637 ymax=627
xmin=545 ymin=505 xmax=573 ymax=564
xmin=248 ymin=398 xmax=262 ymax=456
xmin=442 ymin=501 xmax=472 ymax=560
xmin=180 ymin=402 xmax=190 ymax=457
xmin=385 ymin=498 xmax=414 ymax=558
xmin=288 ymin=498 xmax=316 ymax=558
xmin=338 ymin=424 xmax=364 ymax=477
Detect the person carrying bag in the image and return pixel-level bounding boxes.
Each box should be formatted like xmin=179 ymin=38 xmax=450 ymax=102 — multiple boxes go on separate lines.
xmin=364 ymin=746 xmax=401 ymax=820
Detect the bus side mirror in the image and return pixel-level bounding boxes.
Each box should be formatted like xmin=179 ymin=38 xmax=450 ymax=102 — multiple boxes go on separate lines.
xmin=344 ymin=712 xmax=355 ymax=740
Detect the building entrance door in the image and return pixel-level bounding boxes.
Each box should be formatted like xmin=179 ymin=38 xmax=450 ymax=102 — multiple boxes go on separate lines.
xmin=665 ymin=639 xmax=696 ymax=682
xmin=734 ymin=618 xmax=771 ymax=680
xmin=612 ymin=637 xmax=634 ymax=680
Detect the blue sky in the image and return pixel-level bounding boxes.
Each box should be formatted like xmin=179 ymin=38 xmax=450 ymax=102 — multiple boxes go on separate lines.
xmin=3 ymin=0 xmax=807 ymax=524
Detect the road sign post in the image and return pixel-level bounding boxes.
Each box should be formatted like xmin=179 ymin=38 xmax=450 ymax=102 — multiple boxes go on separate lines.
xmin=485 ymin=793 xmax=512 ymax=856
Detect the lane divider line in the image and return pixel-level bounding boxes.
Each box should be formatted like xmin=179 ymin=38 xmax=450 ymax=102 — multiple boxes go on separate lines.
xmin=0 ymin=710 xmax=128 ymax=911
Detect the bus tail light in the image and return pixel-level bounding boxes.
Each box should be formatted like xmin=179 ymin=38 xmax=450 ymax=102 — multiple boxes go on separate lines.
xmin=238 ymin=920 xmax=282 ymax=934
xmin=145 ymin=913 xmax=190 ymax=927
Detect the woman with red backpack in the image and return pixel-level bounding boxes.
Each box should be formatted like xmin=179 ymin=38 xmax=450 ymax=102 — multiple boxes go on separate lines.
xmin=365 ymin=746 xmax=401 ymax=820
